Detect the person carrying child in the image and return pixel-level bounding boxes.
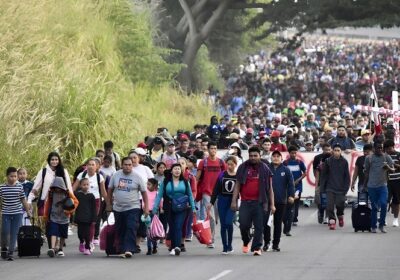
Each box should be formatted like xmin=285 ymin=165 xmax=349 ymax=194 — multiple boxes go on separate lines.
xmin=74 ymin=178 xmax=97 ymax=255
xmin=44 ymin=177 xmax=78 ymax=257
xmin=0 ymin=167 xmax=31 ymax=261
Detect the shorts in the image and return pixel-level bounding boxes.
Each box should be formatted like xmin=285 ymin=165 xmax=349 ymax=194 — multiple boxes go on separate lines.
xmin=47 ymin=222 xmax=68 ymax=239
xmin=388 ymin=180 xmax=400 ymax=204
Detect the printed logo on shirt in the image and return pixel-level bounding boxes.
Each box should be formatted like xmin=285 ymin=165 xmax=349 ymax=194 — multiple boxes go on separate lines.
xmin=287 ymin=165 xmax=300 ymax=172
xmin=281 ymin=172 xmax=286 ymax=177
xmin=222 ymin=178 xmax=236 ymax=195
xmin=247 ymin=168 xmax=259 ymax=179
xmin=117 ymin=178 xmax=132 ymax=192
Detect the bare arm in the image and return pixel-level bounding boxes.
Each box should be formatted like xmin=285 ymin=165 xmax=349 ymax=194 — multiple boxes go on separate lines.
xmin=230 ymin=181 xmax=241 ymax=211
xmin=351 ymin=165 xmax=359 ymax=192
xmin=99 ymin=181 xmax=107 ymax=201
xmin=141 ymin=191 xmax=149 ymax=216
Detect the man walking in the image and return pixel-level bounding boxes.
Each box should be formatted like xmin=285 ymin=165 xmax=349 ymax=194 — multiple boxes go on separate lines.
xmin=320 ymin=144 xmax=350 ymax=230
xmin=107 ymin=157 xmax=149 ymax=258
xmin=265 ymin=150 xmax=294 ymax=251
xmin=364 ymin=142 xmax=394 ymax=233
xmin=231 ymin=146 xmax=275 ymax=256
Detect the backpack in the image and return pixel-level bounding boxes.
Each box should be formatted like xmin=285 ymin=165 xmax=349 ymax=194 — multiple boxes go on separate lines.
xmin=35 ymin=168 xmax=47 ymax=207
xmin=160 ymin=153 xmax=179 ymax=164
xmin=199 ymin=157 xmax=225 ymax=182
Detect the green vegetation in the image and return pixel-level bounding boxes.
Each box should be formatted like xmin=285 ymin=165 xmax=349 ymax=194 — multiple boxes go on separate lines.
xmin=0 ymin=0 xmax=213 ymax=177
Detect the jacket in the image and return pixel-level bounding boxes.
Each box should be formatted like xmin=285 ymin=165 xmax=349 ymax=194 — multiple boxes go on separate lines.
xmin=320 ymin=156 xmax=350 ymax=194
xmin=270 ymin=163 xmax=295 ymax=204
xmin=43 ymin=190 xmax=79 ymax=222
xmin=236 ymin=160 xmax=271 ymax=207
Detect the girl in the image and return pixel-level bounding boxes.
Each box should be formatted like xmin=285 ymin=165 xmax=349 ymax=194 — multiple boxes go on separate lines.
xmin=73 ymin=158 xmax=107 ymax=248
xmin=74 ymin=178 xmax=96 ymax=255
xmin=154 ymin=162 xmax=166 ymax=183
xmin=145 ymin=178 xmax=160 ymax=255
xmin=208 ymin=156 xmax=237 ymax=254
xmin=153 ymin=164 xmax=196 ymax=256
xmin=27 ymin=152 xmax=73 ymax=245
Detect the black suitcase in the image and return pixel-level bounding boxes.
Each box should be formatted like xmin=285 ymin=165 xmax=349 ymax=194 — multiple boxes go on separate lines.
xmin=352 ymin=192 xmax=371 ymax=232
xmin=18 ymin=218 xmax=43 ymax=257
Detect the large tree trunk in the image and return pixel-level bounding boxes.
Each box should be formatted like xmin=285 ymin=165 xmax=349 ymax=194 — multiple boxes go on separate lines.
xmin=178 ymin=34 xmax=203 ymax=92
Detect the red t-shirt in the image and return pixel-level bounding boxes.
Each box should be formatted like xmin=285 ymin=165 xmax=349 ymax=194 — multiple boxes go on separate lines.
xmin=240 ymin=166 xmax=259 ymax=201
xmin=198 ymin=158 xmax=226 ymax=196
xmin=271 ymin=142 xmax=287 ymax=152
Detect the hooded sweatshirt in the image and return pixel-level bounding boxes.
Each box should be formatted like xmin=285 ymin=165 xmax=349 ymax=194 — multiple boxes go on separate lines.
xmin=320 ymin=156 xmax=350 ymax=194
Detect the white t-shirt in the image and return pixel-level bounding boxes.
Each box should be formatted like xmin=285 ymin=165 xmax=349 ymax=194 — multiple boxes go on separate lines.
xmin=132 ymin=165 xmax=154 ymax=184
xmin=77 ymin=172 xmax=105 ymax=199
xmin=100 ymin=166 xmax=116 ymax=178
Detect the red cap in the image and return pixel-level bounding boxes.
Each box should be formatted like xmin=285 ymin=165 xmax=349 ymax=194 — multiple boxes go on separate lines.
xmin=246 ymin=128 xmax=254 ymax=134
xmin=271 ymin=130 xmax=280 ymax=137
xmin=180 ymin=134 xmax=189 ymax=141
xmin=137 ymin=142 xmax=147 ymax=149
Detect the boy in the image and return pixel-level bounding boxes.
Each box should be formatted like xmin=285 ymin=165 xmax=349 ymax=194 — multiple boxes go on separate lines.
xmin=0 ymin=167 xmax=30 ymax=261
xmin=44 ymin=177 xmax=78 ymax=257
xmin=283 ymin=146 xmax=306 ymax=235
xmin=17 ymin=168 xmax=34 ymax=225
xmin=320 ymin=144 xmax=350 ymax=230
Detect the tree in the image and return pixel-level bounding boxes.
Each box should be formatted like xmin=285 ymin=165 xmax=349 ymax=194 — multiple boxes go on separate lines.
xmin=155 ymin=0 xmax=400 ymax=91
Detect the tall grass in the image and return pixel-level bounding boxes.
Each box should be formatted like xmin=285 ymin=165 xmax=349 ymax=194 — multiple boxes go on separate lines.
xmin=0 ymin=0 xmax=213 ymax=179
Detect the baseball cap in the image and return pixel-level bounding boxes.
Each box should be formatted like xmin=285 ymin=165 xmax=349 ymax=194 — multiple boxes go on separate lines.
xmin=179 ymin=134 xmax=189 ymax=141
xmin=134 ymin=147 xmax=146 ymax=156
xmin=137 ymin=142 xmax=147 ymax=149
xmin=271 ymin=130 xmax=280 ymax=138
xmin=271 ymin=150 xmax=282 ymax=157
xmin=166 ymin=140 xmax=175 ymax=146
xmin=246 ymin=128 xmax=254 ymax=134
xmin=227 ymin=132 xmax=239 ymax=140
xmin=361 ymin=129 xmax=371 ymax=136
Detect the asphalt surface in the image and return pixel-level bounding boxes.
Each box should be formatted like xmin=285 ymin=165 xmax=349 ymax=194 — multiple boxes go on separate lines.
xmin=2 ymin=207 xmax=400 ymax=280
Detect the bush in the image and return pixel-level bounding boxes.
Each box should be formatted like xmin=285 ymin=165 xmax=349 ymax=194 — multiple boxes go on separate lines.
xmin=0 ymin=0 xmax=212 ymax=179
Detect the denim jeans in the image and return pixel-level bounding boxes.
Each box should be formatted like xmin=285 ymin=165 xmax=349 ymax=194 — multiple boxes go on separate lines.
xmin=1 ymin=213 xmax=22 ymax=256
xmin=168 ymin=210 xmax=186 ymax=249
xmin=217 ymin=195 xmax=234 ymax=251
xmin=239 ymin=201 xmax=264 ymax=251
xmin=114 ymin=208 xmax=140 ymax=253
xmin=185 ymin=211 xmax=193 ymax=238
xmin=368 ymin=186 xmax=388 ymax=228
xmin=200 ymin=194 xmax=215 ymax=242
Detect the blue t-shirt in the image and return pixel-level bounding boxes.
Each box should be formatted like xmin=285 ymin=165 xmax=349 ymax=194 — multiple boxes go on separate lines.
xmin=284 ymin=159 xmax=306 ymax=192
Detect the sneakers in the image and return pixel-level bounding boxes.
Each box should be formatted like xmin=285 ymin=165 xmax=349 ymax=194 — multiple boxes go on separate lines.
xmin=253 ymin=249 xmax=262 ymax=256
xmin=92 ymin=239 xmax=100 ymax=246
xmin=207 ymin=243 xmax=215 ymax=249
xmin=57 ymin=250 xmax=65 ymax=257
xmin=285 ymin=232 xmax=292 ymax=237
xmin=125 ymin=251 xmax=133 ymax=258
xmin=221 ymin=250 xmax=228 ymax=255
xmin=393 ymin=218 xmax=399 ymax=227
xmin=7 ymin=255 xmax=14 ymax=261
xmin=79 ymin=243 xmax=85 ymax=253
xmin=185 ymin=235 xmax=193 ymax=242
xmin=371 ymin=228 xmax=377 ymax=233
xmin=174 ymin=247 xmax=181 ymax=256
xmin=1 ymin=248 xmax=8 ymax=260
xmin=323 ymin=217 xmax=329 ymax=224
xmin=379 ymin=226 xmax=387 ymax=233
xmin=272 ymin=246 xmax=280 ymax=252
xmin=169 ymin=249 xmax=176 ymax=256
xmin=227 ymin=246 xmax=234 ymax=254
xmin=47 ymin=249 xmax=55 ymax=258
xmin=84 ymin=249 xmax=91 ymax=255
xmin=242 ymin=244 xmax=250 ymax=254
xmin=146 ymin=250 xmax=152 ymax=256
xmin=338 ymin=216 xmax=344 ymax=227
xmin=292 ymin=222 xmax=298 ymax=227
xmin=329 ymin=219 xmax=336 ymax=230
xmin=90 ymin=243 xmax=95 ymax=252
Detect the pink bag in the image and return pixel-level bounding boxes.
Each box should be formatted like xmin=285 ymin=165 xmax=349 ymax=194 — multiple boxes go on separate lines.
xmin=148 ymin=215 xmax=165 ymax=241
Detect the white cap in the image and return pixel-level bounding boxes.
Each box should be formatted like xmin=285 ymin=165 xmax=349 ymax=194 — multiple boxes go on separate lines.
xmin=134 ymin=147 xmax=146 ymax=156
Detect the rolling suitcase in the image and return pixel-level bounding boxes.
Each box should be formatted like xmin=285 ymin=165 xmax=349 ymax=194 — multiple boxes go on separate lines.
xmin=18 ymin=217 xmax=43 ymax=257
xmin=352 ymin=191 xmax=371 ymax=232
xmin=99 ymin=215 xmax=120 ymax=256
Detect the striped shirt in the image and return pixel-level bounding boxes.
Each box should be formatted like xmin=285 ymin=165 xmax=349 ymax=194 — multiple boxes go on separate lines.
xmin=388 ymin=152 xmax=400 ymax=181
xmin=0 ymin=184 xmax=25 ymax=215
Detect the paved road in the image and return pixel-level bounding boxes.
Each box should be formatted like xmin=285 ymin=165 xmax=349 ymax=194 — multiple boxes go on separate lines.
xmin=2 ymin=208 xmax=400 ymax=280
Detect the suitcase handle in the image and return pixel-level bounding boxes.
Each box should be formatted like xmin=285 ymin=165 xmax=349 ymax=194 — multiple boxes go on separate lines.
xmin=24 ymin=216 xmax=36 ymax=227
xmin=357 ymin=190 xmax=368 ymax=204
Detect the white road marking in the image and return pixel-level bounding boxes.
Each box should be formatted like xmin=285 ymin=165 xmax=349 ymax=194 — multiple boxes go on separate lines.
xmin=208 ymin=270 xmax=232 ymax=280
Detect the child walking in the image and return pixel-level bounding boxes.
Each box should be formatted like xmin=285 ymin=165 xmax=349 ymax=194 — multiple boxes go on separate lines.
xmin=0 ymin=167 xmax=30 ymax=261
xmin=74 ymin=178 xmax=97 ymax=255
xmin=17 ymin=168 xmax=34 ymax=225
xmin=44 ymin=176 xmax=78 ymax=257
xmin=146 ymin=178 xmax=160 ymax=255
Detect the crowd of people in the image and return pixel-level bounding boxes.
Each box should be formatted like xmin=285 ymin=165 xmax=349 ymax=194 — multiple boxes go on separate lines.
xmin=1 ymin=37 xmax=400 ymax=260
